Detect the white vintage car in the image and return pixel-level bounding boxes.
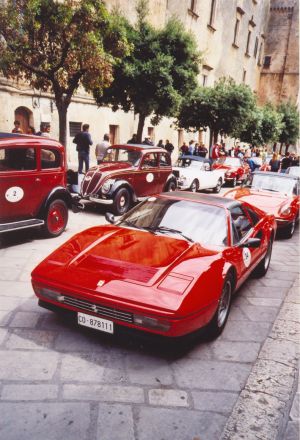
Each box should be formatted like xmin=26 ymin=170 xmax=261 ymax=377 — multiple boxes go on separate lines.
xmin=173 ymin=155 xmax=225 ymax=193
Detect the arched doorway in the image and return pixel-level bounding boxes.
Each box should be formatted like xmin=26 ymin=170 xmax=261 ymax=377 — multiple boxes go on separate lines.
xmin=14 ymin=107 xmax=33 ymax=134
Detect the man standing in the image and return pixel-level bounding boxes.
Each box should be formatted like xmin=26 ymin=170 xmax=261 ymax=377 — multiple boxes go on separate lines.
xmin=211 ymin=143 xmax=220 ymax=160
xmin=280 ymin=152 xmax=292 ymax=173
xmin=165 ymin=139 xmax=174 ymax=154
xmin=36 ymin=122 xmax=51 ymax=137
xmin=95 ymin=134 xmax=110 ymax=164
xmin=73 ymin=124 xmax=93 ymax=174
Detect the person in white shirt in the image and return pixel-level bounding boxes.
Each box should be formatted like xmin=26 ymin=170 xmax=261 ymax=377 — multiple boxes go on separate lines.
xmin=95 ymin=134 xmax=110 ymax=164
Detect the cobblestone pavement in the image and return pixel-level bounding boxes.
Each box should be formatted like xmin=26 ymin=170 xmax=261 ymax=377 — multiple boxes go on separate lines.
xmin=0 ymin=202 xmax=298 ymax=440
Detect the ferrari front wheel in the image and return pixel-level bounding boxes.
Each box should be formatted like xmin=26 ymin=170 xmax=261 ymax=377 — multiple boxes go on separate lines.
xmin=206 ymin=274 xmax=233 ymax=338
xmin=253 ymin=239 xmax=273 ymax=277
xmin=283 ymin=219 xmax=296 ymax=239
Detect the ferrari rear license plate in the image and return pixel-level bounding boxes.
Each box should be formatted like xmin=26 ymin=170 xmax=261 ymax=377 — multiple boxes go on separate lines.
xmin=78 ymin=312 xmax=114 ymax=334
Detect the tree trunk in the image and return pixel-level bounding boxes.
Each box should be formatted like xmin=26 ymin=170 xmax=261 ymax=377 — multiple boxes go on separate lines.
xmin=285 ymin=143 xmax=290 ymax=155
xmin=279 ymin=142 xmax=283 ymax=155
xmin=137 ymin=113 xmax=146 ymax=143
xmin=57 ymin=104 xmax=68 ymax=147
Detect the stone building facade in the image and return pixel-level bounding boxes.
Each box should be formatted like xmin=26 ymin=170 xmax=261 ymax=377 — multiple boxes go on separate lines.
xmin=0 ymin=0 xmax=297 ymax=167
xmin=258 ymin=0 xmax=299 ymax=105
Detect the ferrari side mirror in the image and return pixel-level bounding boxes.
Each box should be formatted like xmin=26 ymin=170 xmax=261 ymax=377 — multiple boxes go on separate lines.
xmin=239 ymin=237 xmax=261 ymax=248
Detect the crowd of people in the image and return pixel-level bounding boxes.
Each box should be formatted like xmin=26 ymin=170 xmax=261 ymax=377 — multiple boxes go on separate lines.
xmin=11 ymin=121 xmax=299 ymax=175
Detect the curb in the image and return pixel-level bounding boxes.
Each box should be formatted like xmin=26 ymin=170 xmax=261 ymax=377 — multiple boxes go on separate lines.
xmin=221 ymin=278 xmax=299 ymax=440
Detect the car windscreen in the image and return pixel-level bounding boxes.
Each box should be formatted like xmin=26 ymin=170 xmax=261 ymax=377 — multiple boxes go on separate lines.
xmin=118 ymin=197 xmax=228 ymax=246
xmin=216 ymin=157 xmax=241 ymax=167
xmin=103 ymin=148 xmax=141 ymax=166
xmin=250 ymin=174 xmax=298 ymax=195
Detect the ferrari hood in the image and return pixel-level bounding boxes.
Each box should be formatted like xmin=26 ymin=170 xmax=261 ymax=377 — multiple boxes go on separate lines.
xmin=227 ymin=188 xmax=292 ymax=216
xmin=33 ymin=226 xmax=217 ymax=290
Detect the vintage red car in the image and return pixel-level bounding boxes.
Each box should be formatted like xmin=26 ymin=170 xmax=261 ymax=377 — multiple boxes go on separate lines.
xmin=223 ymin=171 xmax=299 ymax=238
xmin=212 ymin=156 xmax=250 ymax=186
xmin=78 ymin=144 xmax=177 ymax=215
xmin=0 ymin=132 xmax=75 ymax=237
xmin=32 ymin=192 xmax=276 ymax=339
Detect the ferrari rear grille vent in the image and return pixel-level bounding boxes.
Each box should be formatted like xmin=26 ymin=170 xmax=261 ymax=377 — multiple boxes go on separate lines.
xmin=63 ymin=295 xmax=133 ymax=323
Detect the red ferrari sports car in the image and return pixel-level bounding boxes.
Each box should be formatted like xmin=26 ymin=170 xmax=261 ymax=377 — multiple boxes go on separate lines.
xmin=224 ymin=171 xmax=299 ymax=238
xmin=212 ymin=156 xmax=250 ymax=187
xmin=31 ymin=192 xmax=276 ymax=339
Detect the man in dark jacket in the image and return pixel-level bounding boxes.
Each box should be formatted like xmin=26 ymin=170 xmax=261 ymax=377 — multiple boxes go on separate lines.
xmin=73 ymin=124 xmax=93 ymax=174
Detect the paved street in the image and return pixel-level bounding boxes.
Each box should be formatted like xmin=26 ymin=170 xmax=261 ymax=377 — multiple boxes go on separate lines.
xmin=0 ymin=200 xmax=299 ymax=440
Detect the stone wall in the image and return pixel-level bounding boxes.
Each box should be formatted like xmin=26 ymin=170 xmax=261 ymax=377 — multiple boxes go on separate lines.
xmin=258 ymin=0 xmax=299 ymax=105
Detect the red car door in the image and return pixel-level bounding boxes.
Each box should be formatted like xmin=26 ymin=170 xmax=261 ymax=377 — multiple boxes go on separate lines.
xmin=225 ymin=205 xmax=262 ymax=284
xmin=36 ymin=145 xmax=66 ymax=205
xmin=135 ymin=152 xmax=160 ymax=196
xmin=0 ymin=144 xmax=43 ymax=222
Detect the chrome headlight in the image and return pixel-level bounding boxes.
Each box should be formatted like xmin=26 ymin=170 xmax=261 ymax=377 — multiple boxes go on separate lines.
xmin=101 ymin=179 xmax=115 ymax=194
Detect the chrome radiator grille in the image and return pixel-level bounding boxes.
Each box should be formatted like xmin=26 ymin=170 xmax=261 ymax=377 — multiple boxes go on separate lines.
xmin=63 ymin=295 xmax=133 ymax=323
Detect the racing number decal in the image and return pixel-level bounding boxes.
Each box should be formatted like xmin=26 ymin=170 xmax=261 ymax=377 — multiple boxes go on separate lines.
xmin=5 ymin=186 xmax=24 ymax=203
xmin=146 ymin=173 xmax=154 ymax=183
xmin=242 ymin=247 xmax=251 ymax=268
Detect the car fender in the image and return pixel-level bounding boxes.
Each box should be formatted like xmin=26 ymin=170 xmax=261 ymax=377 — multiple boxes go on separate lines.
xmin=38 ymin=186 xmax=73 ymax=218
xmin=108 ymin=180 xmax=136 ymax=200
xmin=175 ymin=255 xmax=232 ymax=318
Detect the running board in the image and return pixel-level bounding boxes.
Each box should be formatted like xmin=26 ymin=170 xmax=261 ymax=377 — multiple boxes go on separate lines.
xmin=0 ymin=219 xmax=44 ymax=233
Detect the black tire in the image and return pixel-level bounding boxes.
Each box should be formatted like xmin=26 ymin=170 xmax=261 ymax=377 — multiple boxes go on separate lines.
xmin=190 ymin=179 xmax=199 ymax=192
xmin=253 ymin=238 xmax=273 ymax=277
xmin=43 ymin=199 xmax=68 ymax=238
xmin=112 ymin=187 xmax=131 ymax=216
xmin=232 ymin=177 xmax=237 ymax=187
xmin=283 ymin=219 xmax=296 ymax=239
xmin=205 ymin=273 xmax=233 ymax=338
xmin=213 ymin=178 xmax=222 ymax=193
xmin=165 ymin=179 xmax=176 ymax=192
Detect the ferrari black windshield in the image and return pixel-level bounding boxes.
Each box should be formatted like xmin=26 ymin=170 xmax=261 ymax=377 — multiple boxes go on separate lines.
xmin=118 ymin=197 xmax=228 ymax=246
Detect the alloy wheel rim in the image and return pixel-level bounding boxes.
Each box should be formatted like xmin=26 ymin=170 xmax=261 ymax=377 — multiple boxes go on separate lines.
xmin=217 ymin=280 xmax=231 ymax=327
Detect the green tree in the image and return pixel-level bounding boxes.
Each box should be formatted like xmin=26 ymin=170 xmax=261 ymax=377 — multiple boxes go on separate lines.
xmin=177 ymin=78 xmax=256 ymax=149
xmin=238 ymin=104 xmax=283 ymax=146
xmin=93 ymin=0 xmax=201 ymax=142
xmin=277 ymin=102 xmax=299 ymax=154
xmin=0 ymin=0 xmax=130 ymax=146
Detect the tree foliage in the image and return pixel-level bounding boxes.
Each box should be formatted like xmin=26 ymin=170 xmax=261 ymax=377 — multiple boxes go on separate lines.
xmin=177 ymin=78 xmax=256 ymax=145
xmin=0 ymin=0 xmax=130 ymax=145
xmin=93 ymin=0 xmax=201 ymax=142
xmin=277 ymin=102 xmax=299 ymax=147
xmin=238 ymin=104 xmax=283 ymax=146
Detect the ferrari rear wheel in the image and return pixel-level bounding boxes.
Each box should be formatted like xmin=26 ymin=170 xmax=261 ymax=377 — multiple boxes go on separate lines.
xmin=190 ymin=179 xmax=199 ymax=192
xmin=253 ymin=239 xmax=273 ymax=277
xmin=206 ymin=274 xmax=233 ymax=338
